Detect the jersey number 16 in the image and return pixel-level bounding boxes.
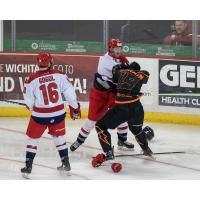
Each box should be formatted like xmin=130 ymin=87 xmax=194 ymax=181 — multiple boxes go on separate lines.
xmin=39 ymin=82 xmax=59 ymax=105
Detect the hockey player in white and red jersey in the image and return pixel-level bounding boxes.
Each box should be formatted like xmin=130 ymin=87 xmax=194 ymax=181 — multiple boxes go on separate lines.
xmin=70 ymin=38 xmax=135 ymax=152
xmin=21 ymin=52 xmax=81 ymax=178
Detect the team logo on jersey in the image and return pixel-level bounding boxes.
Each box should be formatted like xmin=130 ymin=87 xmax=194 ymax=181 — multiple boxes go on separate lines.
xmin=50 ymin=119 xmax=55 ymax=124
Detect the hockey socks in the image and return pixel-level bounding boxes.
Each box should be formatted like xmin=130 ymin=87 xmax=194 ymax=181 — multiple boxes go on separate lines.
xmin=70 ymin=128 xmax=89 ymax=151
xmin=25 ymin=137 xmax=38 ymax=162
xmin=52 ymin=136 xmax=69 ymax=160
xmin=77 ymin=129 xmax=88 ymax=144
xmin=76 ymin=119 xmax=96 ymax=143
xmin=53 ymin=136 xmax=71 ymax=172
xmin=21 ymin=137 xmax=39 ymax=175
xmin=70 ymin=119 xmax=96 ymax=151
xmin=117 ymin=123 xmax=128 ymax=142
xmin=117 ymin=132 xmax=127 ymax=142
xmin=95 ymin=124 xmax=112 ymax=154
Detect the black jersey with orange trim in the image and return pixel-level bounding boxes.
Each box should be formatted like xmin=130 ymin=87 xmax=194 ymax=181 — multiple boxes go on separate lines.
xmin=113 ymin=69 xmax=149 ymax=104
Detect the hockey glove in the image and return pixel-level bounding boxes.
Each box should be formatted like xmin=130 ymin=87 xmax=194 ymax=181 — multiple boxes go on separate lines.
xmin=91 ymin=153 xmax=106 ymax=168
xmin=143 ymin=126 xmax=154 ymax=141
xmin=69 ymin=103 xmax=81 ymax=120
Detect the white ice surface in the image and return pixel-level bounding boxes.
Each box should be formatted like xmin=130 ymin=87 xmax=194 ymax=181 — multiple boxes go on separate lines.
xmin=0 ymin=118 xmax=200 ymax=180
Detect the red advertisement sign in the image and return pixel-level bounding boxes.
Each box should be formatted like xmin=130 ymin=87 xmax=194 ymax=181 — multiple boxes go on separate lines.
xmin=0 ymin=53 xmax=100 ymax=101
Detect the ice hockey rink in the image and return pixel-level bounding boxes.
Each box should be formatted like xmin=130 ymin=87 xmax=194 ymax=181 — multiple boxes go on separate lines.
xmin=0 ymin=118 xmax=200 ymax=180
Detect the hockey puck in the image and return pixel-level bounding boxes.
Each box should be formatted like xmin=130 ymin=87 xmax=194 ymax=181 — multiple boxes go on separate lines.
xmin=111 ymin=162 xmax=122 ymax=173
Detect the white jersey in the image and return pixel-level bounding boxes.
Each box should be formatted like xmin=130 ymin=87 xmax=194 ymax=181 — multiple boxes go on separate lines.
xmin=97 ymin=52 xmax=123 ymax=82
xmin=23 ymin=69 xmax=78 ymax=118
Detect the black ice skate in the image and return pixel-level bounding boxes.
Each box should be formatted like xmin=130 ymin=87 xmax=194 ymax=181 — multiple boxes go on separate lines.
xmin=21 ymin=158 xmax=33 ymax=179
xmin=70 ymin=140 xmax=82 ymax=152
xmin=57 ymin=156 xmax=71 ymax=172
xmin=142 ymin=145 xmax=153 ymax=157
xmin=105 ymin=148 xmax=115 ymax=161
xmin=117 ymin=140 xmax=134 ymax=151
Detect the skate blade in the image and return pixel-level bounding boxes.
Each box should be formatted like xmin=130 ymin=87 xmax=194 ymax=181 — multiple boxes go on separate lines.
xmin=142 ymin=154 xmax=156 ymax=160
xmin=57 ymin=168 xmax=71 ymax=176
xmin=149 ymin=155 xmax=156 ymax=160
xmin=59 ymin=171 xmax=71 ymax=176
xmin=117 ymin=146 xmax=135 ymax=151
xmin=21 ymin=173 xmax=30 ymax=179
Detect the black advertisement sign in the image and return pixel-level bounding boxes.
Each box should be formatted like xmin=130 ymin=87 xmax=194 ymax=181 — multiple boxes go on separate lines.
xmin=159 ymin=59 xmax=200 ymax=108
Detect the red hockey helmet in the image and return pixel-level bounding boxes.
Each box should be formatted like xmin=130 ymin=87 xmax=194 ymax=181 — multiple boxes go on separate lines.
xmin=108 ymin=38 xmax=122 ymax=52
xmin=37 ymin=52 xmax=53 ymax=67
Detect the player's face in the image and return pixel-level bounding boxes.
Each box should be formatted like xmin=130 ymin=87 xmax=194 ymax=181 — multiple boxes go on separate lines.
xmin=112 ymin=47 xmax=122 ymax=57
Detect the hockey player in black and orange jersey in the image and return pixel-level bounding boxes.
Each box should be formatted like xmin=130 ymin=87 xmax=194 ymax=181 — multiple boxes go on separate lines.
xmin=94 ymin=61 xmax=153 ymax=162
xmin=21 ymin=53 xmax=81 ymax=178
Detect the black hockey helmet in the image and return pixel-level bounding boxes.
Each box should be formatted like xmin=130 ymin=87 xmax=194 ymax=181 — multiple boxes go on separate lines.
xmin=129 ymin=61 xmax=141 ymax=71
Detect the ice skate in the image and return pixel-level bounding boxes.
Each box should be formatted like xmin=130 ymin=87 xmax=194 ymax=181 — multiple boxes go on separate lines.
xmin=70 ymin=140 xmax=82 ymax=152
xmin=21 ymin=159 xmax=33 ymax=179
xmin=57 ymin=156 xmax=71 ymax=176
xmin=105 ymin=148 xmax=115 ymax=161
xmin=117 ymin=140 xmax=134 ymax=151
xmin=141 ymin=145 xmax=154 ymax=159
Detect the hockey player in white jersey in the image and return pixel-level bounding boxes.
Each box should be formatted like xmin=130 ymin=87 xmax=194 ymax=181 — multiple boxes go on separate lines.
xmin=70 ymin=38 xmax=135 ymax=152
xmin=21 ymin=52 xmax=81 ymax=178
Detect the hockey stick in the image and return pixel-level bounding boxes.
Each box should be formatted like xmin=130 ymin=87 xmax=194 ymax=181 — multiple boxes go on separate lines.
xmin=115 ymin=151 xmax=185 ymax=158
xmin=0 ymin=100 xmax=26 ymax=106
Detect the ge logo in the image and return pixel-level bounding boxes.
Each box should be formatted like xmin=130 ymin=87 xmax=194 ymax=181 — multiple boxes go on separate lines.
xmin=31 ymin=43 xmax=39 ymax=50
xmin=123 ymin=46 xmax=129 ymax=53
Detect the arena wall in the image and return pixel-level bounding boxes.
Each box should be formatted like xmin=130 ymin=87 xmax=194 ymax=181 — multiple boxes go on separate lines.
xmin=0 ymin=52 xmax=200 ymax=126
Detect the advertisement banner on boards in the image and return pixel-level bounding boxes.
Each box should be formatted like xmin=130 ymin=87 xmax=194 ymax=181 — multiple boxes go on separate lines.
xmin=0 ymin=53 xmax=155 ymax=107
xmin=0 ymin=53 xmax=99 ymax=101
xmin=159 ymin=59 xmax=200 ymax=108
